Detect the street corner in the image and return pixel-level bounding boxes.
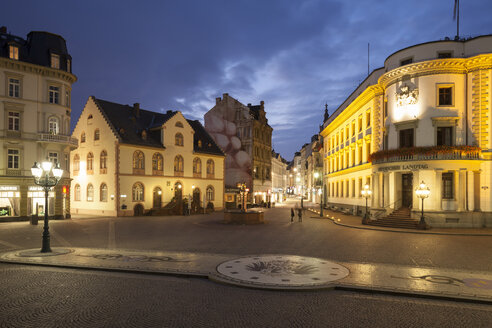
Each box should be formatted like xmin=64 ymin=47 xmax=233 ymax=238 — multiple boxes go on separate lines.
xmin=210 ymin=254 xmax=349 ymax=290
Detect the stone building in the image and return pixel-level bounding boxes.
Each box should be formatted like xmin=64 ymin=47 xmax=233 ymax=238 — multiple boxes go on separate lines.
xmin=271 ymin=150 xmax=288 ymax=204
xmin=71 ymin=96 xmax=224 ymax=216
xmin=320 ymin=35 xmax=492 ymax=228
xmin=0 ymin=27 xmax=77 ymax=220
xmin=204 ymin=93 xmax=272 ymax=205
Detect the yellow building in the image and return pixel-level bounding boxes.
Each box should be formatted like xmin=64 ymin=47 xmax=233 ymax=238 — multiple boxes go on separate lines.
xmin=0 ymin=28 xmax=77 ymax=220
xmin=71 ymin=97 xmax=224 ymax=216
xmin=320 ymin=35 xmax=492 ymax=228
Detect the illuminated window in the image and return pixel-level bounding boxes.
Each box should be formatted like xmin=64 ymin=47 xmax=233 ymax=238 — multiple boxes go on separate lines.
xmin=438 ymin=86 xmax=453 ymax=106
xmin=175 ymin=133 xmax=184 ymax=146
xmin=87 ymin=184 xmax=94 ymax=202
xmin=132 ymin=183 xmax=144 ymax=201
xmin=133 ymin=151 xmax=145 ymax=169
xmin=94 ymin=129 xmax=100 ymax=141
xmin=100 ymin=184 xmax=108 ymax=202
xmin=193 ymin=157 xmax=202 ymax=175
xmin=152 ymin=153 xmax=163 ymax=172
xmin=100 ymin=150 xmax=107 ymax=170
xmin=51 ymin=54 xmax=60 ymax=69
xmin=206 ymin=186 xmax=215 ymax=201
xmin=9 ymin=45 xmax=19 ymax=60
xmin=87 ymin=152 xmax=94 ymax=172
xmin=80 ymin=132 xmax=86 ymax=143
xmin=174 ymin=155 xmax=184 ymax=174
xmin=49 ymin=86 xmax=60 ymax=104
xmin=74 ymin=184 xmax=81 ymax=201
xmin=8 ymin=78 xmax=20 ymax=98
xmin=73 ymin=154 xmax=80 ymax=172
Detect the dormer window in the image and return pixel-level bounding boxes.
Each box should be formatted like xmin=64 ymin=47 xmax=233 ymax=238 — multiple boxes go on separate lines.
xmin=51 ymin=53 xmax=60 ymax=69
xmin=9 ymin=45 xmax=19 ymax=60
xmin=175 ymin=121 xmax=184 ymax=128
xmin=400 ymin=58 xmax=413 ymax=66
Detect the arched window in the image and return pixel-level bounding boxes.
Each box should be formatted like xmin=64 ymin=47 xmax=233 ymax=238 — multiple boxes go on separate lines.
xmin=133 ymin=151 xmax=145 ymax=171
xmin=175 ymin=133 xmax=184 ymax=146
xmin=193 ymin=157 xmax=202 ymax=176
xmin=81 ymin=132 xmax=86 ymax=143
xmin=94 ymin=129 xmax=100 ymax=141
xmin=100 ymin=183 xmax=108 ymax=202
xmin=132 ymin=182 xmax=144 ymax=201
xmin=74 ymin=184 xmax=81 ymax=201
xmin=48 ymin=117 xmax=59 ymax=135
xmin=87 ymin=152 xmax=94 ymax=172
xmin=206 ymin=159 xmax=215 ymax=177
xmin=152 ymin=152 xmax=163 ymax=174
xmin=206 ymin=186 xmax=215 ymax=201
xmin=73 ymin=154 xmax=80 ymax=172
xmin=100 ymin=150 xmax=107 ymax=170
xmin=87 ymin=184 xmax=94 ymax=202
xmin=174 ymin=155 xmax=184 ymax=175
xmin=175 ymin=121 xmax=184 ymax=128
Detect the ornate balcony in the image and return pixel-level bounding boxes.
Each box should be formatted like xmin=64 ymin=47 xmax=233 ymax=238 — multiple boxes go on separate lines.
xmin=38 ymin=133 xmax=78 ymax=148
xmin=370 ymin=146 xmax=481 ymax=164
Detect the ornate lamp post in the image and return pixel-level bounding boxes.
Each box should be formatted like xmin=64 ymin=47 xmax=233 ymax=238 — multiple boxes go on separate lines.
xmin=31 ymin=160 xmax=63 ymax=253
xmin=314 ymin=172 xmax=323 ymax=217
xmin=415 ymin=181 xmax=430 ymax=230
xmin=361 ymin=184 xmax=372 ymax=224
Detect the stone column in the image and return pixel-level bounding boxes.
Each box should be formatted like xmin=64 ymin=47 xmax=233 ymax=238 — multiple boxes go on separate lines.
xmin=372 ymin=172 xmax=379 ymax=208
xmin=388 ymin=171 xmax=396 ymax=209
xmin=467 ymin=171 xmax=475 ymax=212
xmin=457 ymin=169 xmax=466 ymax=211
xmin=434 ymin=169 xmax=442 ymax=211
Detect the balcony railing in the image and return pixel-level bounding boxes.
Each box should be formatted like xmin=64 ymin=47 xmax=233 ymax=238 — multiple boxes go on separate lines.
xmin=370 ymin=146 xmax=482 ymax=164
xmin=38 ymin=133 xmax=78 ymax=147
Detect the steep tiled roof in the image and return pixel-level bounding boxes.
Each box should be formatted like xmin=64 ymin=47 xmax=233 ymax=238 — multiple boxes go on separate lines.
xmin=187 ymin=120 xmax=224 ymax=156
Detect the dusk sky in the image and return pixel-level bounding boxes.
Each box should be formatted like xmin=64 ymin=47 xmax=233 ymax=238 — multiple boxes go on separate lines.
xmin=3 ymin=0 xmax=492 ymax=160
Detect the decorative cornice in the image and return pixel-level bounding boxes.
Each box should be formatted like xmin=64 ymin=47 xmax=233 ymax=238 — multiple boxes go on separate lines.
xmin=0 ymin=57 xmax=77 ymax=84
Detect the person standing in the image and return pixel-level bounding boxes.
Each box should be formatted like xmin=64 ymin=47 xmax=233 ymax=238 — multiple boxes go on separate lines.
xmin=298 ymin=208 xmax=302 ymax=222
xmin=290 ymin=208 xmax=294 ymax=223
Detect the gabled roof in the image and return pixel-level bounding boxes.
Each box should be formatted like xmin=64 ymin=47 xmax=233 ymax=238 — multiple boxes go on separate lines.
xmin=187 ymin=120 xmax=224 ymax=156
xmin=92 ymin=97 xmax=175 ymax=148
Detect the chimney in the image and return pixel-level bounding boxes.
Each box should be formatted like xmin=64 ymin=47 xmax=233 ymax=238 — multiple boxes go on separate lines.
xmin=223 ymin=93 xmax=229 ymax=98
xmin=133 ymin=103 xmax=140 ymax=117
xmin=216 ymin=97 xmax=221 ymax=105
xmin=260 ymin=101 xmax=264 ymax=110
xmin=0 ymin=26 xmax=7 ymax=34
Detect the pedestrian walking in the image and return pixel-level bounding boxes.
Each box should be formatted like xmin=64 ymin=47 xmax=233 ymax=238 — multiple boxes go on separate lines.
xmin=290 ymin=208 xmax=294 ymax=223
xmin=298 ymin=208 xmax=302 ymax=222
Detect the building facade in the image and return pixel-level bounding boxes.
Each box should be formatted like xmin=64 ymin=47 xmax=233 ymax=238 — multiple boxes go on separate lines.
xmin=0 ymin=27 xmax=76 ymax=220
xmin=320 ymin=35 xmax=492 ymax=227
xmin=204 ymin=93 xmax=272 ymax=205
xmin=271 ymin=151 xmax=288 ymax=203
xmin=71 ymin=97 xmax=224 ymax=216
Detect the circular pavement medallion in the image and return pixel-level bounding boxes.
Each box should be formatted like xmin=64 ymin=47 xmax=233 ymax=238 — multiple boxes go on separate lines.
xmin=215 ymin=255 xmax=349 ymax=289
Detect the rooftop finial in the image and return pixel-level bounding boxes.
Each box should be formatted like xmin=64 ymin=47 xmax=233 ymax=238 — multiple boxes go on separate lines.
xmin=323 ymin=104 xmax=329 ymax=122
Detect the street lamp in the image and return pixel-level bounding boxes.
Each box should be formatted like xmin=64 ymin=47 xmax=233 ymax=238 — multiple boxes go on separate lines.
xmin=361 ymin=184 xmax=372 ymax=224
xmin=31 ymin=160 xmax=63 ymax=253
xmin=415 ymin=181 xmax=430 ymax=229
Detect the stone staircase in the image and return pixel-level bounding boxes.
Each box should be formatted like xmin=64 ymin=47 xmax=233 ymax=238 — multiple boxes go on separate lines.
xmin=367 ymin=207 xmax=420 ymax=229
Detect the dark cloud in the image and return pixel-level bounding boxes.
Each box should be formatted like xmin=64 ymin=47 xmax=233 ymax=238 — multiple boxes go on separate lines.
xmin=2 ymin=0 xmax=491 ymax=160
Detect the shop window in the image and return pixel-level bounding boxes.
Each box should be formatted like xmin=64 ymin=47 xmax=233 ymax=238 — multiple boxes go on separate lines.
xmin=100 ymin=183 xmax=108 ymax=202
xmin=442 ymin=172 xmax=454 ymax=199
xmin=175 ymin=133 xmax=184 ymax=146
xmin=8 ymin=78 xmax=20 ymax=98
xmin=8 ymin=112 xmax=20 ymax=131
xmin=49 ymin=86 xmax=60 ymax=104
xmin=438 ymin=85 xmax=453 ymax=106
xmin=206 ymin=186 xmax=215 ymax=201
xmin=74 ymin=184 xmax=81 ymax=201
xmin=7 ymin=149 xmax=19 ymax=169
xmin=437 ymin=127 xmax=454 ymax=146
xmin=9 ymin=45 xmax=19 ymax=60
xmin=87 ymin=184 xmax=94 ymax=202
xmin=132 ymin=183 xmax=144 ymax=201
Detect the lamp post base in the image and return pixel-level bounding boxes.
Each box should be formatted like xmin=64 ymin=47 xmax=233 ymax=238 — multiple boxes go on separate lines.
xmin=418 ymin=216 xmax=429 ymax=230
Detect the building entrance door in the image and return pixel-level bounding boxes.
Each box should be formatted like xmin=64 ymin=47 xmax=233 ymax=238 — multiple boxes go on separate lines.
xmin=401 ymin=173 xmax=413 ymax=208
